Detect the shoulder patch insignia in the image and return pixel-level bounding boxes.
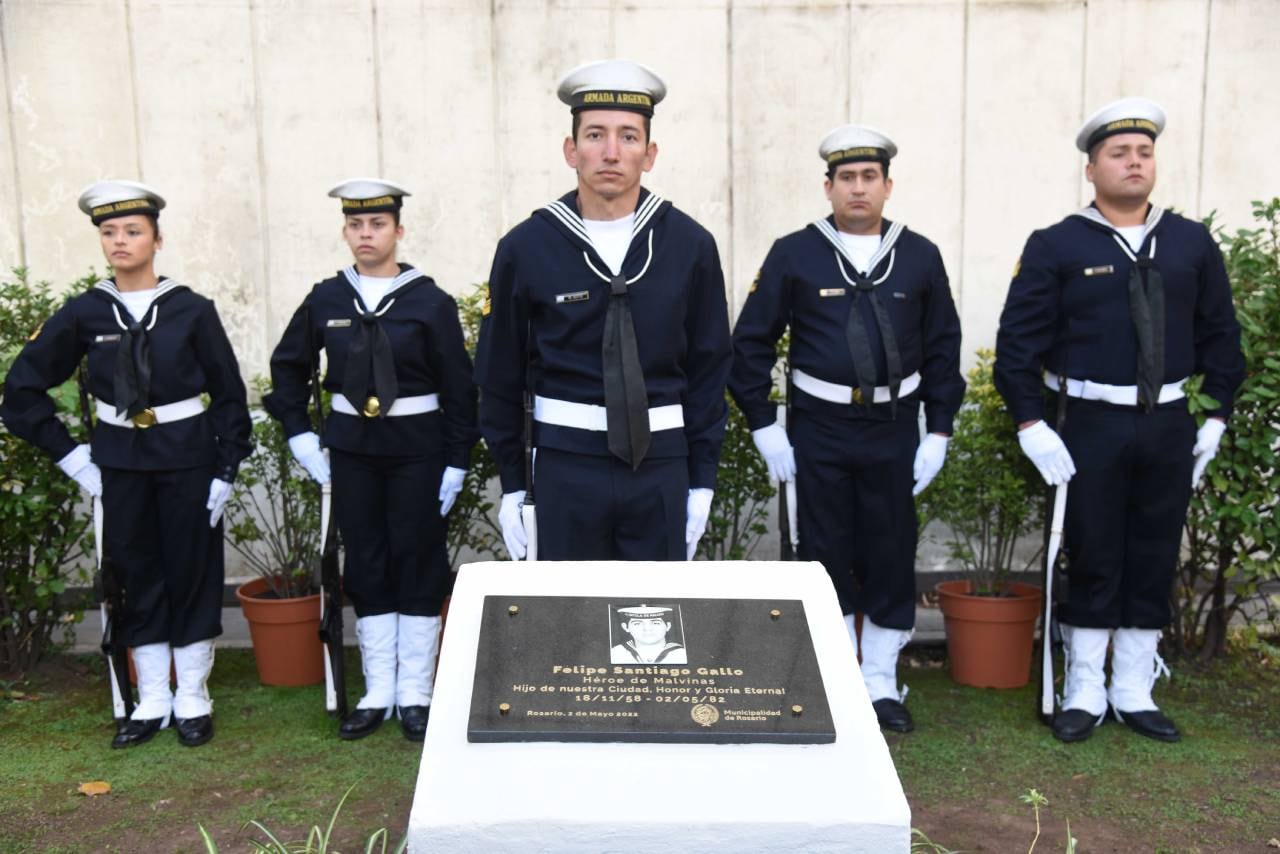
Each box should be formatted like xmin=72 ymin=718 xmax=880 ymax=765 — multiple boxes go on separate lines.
xmin=1011 ymin=257 xmax=1021 ymax=279
xmin=28 ymin=322 xmax=43 ymax=341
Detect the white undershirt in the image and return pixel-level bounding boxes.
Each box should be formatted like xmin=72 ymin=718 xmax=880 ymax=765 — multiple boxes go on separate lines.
xmin=117 ymin=288 xmax=157 ymax=323
xmin=583 ymin=212 xmax=636 ymax=276
xmin=1115 ymin=225 xmax=1145 ymax=253
xmin=357 ymin=274 xmax=395 ymax=310
xmin=837 ymin=232 xmax=882 ymax=275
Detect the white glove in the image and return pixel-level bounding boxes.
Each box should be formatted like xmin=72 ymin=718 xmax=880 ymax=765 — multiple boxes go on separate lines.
xmin=287 ymin=432 xmax=331 ymax=485
xmin=912 ymin=433 xmax=949 ymax=496
xmin=56 ymin=444 xmax=103 ymax=497
xmin=1017 ymin=420 xmax=1076 ymax=486
xmin=499 ymin=491 xmax=528 ymax=560
xmin=1191 ymin=418 xmax=1227 ymax=488
xmin=206 ymin=478 xmax=233 ymax=528
xmin=685 ymin=488 xmax=714 ymax=560
xmin=438 ymin=466 xmax=467 ymax=516
xmin=751 ymin=423 xmax=796 ymax=482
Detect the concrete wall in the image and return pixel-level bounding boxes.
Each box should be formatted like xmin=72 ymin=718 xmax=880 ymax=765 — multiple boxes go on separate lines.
xmin=2 ymin=0 xmax=1277 ymax=379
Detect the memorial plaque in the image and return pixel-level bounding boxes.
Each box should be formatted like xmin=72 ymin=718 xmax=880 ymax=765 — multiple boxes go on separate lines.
xmin=467 ymin=596 xmax=835 ymax=744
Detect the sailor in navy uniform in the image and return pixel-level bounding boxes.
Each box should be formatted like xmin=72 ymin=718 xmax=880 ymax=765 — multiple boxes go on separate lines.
xmin=474 ymin=60 xmax=731 ymax=562
xmin=994 ymin=98 xmax=1244 ymax=744
xmin=0 ymin=181 xmax=252 ymax=749
xmin=609 ymin=605 xmax=687 ymax=664
xmin=265 ymin=179 xmax=478 ymax=742
xmin=728 ymin=127 xmax=964 ymax=733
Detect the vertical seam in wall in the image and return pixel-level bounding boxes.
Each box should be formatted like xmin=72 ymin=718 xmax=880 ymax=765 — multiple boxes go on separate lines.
xmin=371 ymin=0 xmax=384 ymax=175
xmin=0 ymin=2 xmax=27 ymax=268
xmin=724 ymin=0 xmax=735 ymax=306
xmin=846 ymin=0 xmax=853 ymax=121
xmin=1077 ymin=0 xmax=1089 ymax=209
xmin=1195 ymin=0 xmax=1213 ymax=218
xmin=248 ymin=0 xmax=274 ymax=347
xmin=124 ymin=0 xmax=144 ymax=178
xmin=956 ymin=0 xmax=969 ymax=314
xmin=488 ymin=0 xmax=506 ymax=235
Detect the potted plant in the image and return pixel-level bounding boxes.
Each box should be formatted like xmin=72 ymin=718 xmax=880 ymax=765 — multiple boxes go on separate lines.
xmin=227 ymin=378 xmax=324 ymax=687
xmin=919 ymin=349 xmax=1045 ymax=688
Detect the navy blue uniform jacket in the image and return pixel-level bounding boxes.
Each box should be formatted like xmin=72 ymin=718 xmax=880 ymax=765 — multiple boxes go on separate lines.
xmin=474 ymin=189 xmax=732 ymax=492
xmin=1 ymin=278 xmax=251 ymax=481
xmin=994 ymin=205 xmax=1244 ymax=424
xmin=729 ymin=217 xmax=964 ymax=434
xmin=264 ymin=264 xmax=478 ymax=467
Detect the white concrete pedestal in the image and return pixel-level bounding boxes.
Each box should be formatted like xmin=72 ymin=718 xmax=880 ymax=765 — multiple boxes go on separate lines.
xmin=407 ymin=561 xmax=910 ymax=852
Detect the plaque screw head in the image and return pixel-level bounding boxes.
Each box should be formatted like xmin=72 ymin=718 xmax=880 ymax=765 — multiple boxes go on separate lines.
xmin=499 ymin=703 xmax=511 ymax=715
xmin=770 ymin=609 xmax=782 ymax=620
xmin=791 ymin=704 xmax=803 ymax=716
xmin=508 ymin=605 xmax=519 ymax=616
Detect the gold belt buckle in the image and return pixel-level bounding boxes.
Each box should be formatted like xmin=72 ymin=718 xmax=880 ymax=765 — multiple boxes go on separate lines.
xmin=131 ymin=407 xmax=158 ymax=429
xmin=362 ymin=396 xmax=381 ymax=418
xmin=851 ymin=388 xmax=864 ymax=405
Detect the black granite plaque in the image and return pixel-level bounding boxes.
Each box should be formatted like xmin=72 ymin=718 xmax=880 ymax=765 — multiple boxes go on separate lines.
xmin=467 ymin=596 xmax=835 ymax=744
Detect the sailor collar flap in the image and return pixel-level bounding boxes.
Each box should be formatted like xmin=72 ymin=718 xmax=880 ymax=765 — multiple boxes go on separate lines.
xmin=1070 ymin=203 xmax=1167 ymax=259
xmin=340 ymin=264 xmax=428 ymax=311
xmin=537 ymin=188 xmax=670 ymax=265
xmin=91 ymin=277 xmax=189 ymax=328
xmin=809 ymin=216 xmax=906 ymax=286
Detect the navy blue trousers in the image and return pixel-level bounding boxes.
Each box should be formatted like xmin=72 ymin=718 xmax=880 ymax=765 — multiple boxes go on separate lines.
xmin=102 ymin=464 xmax=224 ymax=647
xmin=1057 ymin=398 xmax=1195 ymax=628
xmin=792 ymin=406 xmax=919 ymax=629
xmin=533 ymin=448 xmax=688 ymax=561
xmin=330 ymin=450 xmax=451 ymax=618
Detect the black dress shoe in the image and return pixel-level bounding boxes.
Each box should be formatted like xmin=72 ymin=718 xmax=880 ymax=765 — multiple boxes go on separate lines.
xmin=872 ymin=698 xmax=914 ymax=733
xmin=1113 ymin=706 xmax=1180 ymax=742
xmin=399 ymin=705 xmax=430 ymax=742
xmin=339 ymin=707 xmax=388 ymax=740
xmin=1052 ymin=708 xmax=1105 ymax=743
xmin=111 ymin=717 xmax=165 ymax=749
xmin=175 ymin=715 xmax=214 ymax=747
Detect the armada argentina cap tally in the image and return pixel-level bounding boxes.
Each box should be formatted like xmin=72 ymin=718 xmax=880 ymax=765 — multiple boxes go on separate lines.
xmin=328 ymin=178 xmax=412 ymax=215
xmin=77 ymin=180 xmax=166 ymax=225
xmin=819 ymin=124 xmax=898 ymax=170
xmin=1076 ymin=96 xmax=1166 ymax=153
xmin=557 ymin=59 xmax=667 ymax=117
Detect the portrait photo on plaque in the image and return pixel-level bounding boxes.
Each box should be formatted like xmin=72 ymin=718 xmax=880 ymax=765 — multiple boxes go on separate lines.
xmin=608 ymin=604 xmax=687 ymax=664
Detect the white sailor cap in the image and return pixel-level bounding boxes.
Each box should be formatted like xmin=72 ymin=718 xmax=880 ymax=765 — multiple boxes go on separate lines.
xmin=77 ymin=180 xmax=166 ymax=225
xmin=819 ymin=125 xmax=898 ymax=172
xmin=617 ymin=604 xmax=673 ymax=620
xmin=557 ymin=59 xmax=667 ymax=118
xmin=1075 ymin=97 xmax=1166 ymax=153
xmin=327 ymin=178 xmax=411 ymax=215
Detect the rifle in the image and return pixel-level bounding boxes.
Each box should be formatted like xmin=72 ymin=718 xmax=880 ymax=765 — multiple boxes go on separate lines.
xmin=521 ymin=321 xmax=538 ymax=560
xmin=76 ymin=363 xmax=133 ymax=725
xmin=309 ymin=311 xmax=347 ymax=718
xmin=779 ymin=365 xmax=799 ymax=560
xmin=1037 ymin=336 xmax=1071 ymax=726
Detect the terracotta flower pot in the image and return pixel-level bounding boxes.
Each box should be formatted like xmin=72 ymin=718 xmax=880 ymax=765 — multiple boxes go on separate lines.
xmin=935 ymin=579 xmax=1043 ymax=689
xmin=236 ymin=577 xmax=325 ymax=687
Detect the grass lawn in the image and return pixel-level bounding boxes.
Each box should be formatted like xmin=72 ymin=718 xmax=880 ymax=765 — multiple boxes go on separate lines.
xmin=1 ymin=643 xmax=1276 ymax=852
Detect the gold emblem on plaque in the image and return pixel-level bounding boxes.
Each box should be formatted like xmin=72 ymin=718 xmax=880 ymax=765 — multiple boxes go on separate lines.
xmin=131 ymin=408 xmax=157 ymax=429
xmin=362 ymin=396 xmax=381 ymax=418
xmin=851 ymin=388 xmax=864 ymax=405
xmin=690 ymin=703 xmax=720 ymax=727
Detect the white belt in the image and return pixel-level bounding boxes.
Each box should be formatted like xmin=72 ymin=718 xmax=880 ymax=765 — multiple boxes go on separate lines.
xmin=534 ymin=396 xmax=685 ymax=432
xmin=331 ymin=393 xmax=440 ymax=418
xmin=95 ymin=396 xmax=204 ymax=429
xmin=1043 ymin=372 xmax=1187 ymax=406
xmin=792 ymin=368 xmax=921 ymax=405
